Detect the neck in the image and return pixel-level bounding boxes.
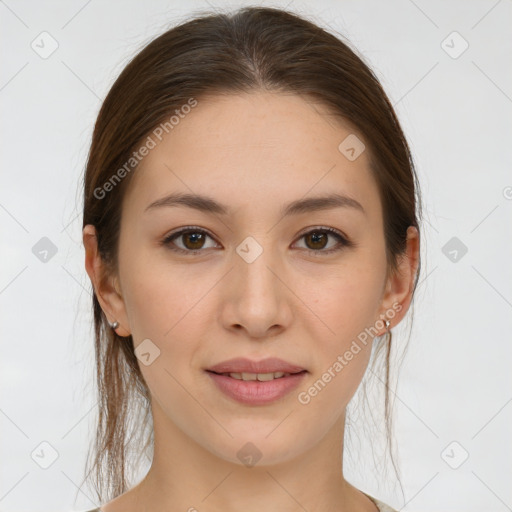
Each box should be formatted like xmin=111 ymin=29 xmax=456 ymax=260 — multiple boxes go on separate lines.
xmin=128 ymin=400 xmax=377 ymax=512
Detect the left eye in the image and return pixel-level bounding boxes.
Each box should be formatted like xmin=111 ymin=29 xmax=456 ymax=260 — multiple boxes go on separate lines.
xmin=162 ymin=226 xmax=351 ymax=255
xmin=294 ymin=227 xmax=349 ymax=253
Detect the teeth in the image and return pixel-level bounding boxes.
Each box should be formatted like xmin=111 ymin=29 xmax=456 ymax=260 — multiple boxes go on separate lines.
xmin=224 ymin=371 xmax=290 ymax=381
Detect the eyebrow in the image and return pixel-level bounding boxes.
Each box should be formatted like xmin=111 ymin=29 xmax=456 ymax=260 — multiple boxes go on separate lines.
xmin=144 ymin=192 xmax=365 ymax=217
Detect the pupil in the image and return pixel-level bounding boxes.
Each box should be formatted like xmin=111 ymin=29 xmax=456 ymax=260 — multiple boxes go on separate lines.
xmin=185 ymin=232 xmax=204 ymax=249
xmin=308 ymin=232 xmax=326 ymax=250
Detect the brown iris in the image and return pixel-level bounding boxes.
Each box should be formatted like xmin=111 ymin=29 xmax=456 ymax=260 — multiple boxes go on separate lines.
xmin=182 ymin=231 xmax=206 ymax=250
xmin=304 ymin=231 xmax=328 ymax=250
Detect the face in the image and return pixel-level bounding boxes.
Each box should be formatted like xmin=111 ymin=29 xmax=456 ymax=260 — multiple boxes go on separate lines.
xmin=85 ymin=91 xmax=417 ymax=467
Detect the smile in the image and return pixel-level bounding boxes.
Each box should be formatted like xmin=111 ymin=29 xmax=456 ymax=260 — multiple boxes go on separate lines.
xmin=206 ymin=370 xmax=307 ymax=405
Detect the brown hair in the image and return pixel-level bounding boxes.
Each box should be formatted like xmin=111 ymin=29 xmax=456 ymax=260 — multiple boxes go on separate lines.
xmin=81 ymin=5 xmax=422 ymax=503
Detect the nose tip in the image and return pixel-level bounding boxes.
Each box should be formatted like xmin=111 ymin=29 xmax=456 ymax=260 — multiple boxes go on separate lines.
xmin=223 ymin=255 xmax=292 ymax=339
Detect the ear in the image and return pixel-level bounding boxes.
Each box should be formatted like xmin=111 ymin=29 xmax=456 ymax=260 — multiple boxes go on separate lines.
xmin=83 ymin=224 xmax=131 ymax=337
xmin=376 ymin=226 xmax=420 ymax=335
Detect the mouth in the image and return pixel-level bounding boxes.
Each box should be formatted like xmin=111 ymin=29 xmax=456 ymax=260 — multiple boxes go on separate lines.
xmin=206 ymin=370 xmax=307 ymax=381
xmin=205 ymin=369 xmax=308 ymax=405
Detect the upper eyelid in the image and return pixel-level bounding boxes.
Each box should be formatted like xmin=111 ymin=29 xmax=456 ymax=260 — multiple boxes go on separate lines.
xmin=165 ymin=226 xmax=217 ymax=243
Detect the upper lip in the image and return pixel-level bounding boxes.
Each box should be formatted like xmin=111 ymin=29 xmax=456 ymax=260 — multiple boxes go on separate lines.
xmin=207 ymin=357 xmax=306 ymax=374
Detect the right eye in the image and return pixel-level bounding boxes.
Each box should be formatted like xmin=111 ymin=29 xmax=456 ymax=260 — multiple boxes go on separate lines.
xmin=161 ymin=227 xmax=220 ymax=254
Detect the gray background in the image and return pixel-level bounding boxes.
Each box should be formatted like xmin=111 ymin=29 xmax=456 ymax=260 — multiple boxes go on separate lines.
xmin=1 ymin=0 xmax=511 ymax=510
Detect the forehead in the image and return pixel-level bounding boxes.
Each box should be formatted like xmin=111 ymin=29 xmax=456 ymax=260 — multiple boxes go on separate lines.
xmin=122 ymin=91 xmax=380 ymax=219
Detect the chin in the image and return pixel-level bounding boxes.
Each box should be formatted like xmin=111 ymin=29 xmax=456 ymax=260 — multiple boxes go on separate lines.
xmin=203 ymin=431 xmax=312 ymax=469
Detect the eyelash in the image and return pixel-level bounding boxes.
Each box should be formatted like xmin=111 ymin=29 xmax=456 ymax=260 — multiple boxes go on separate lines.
xmin=161 ymin=225 xmax=354 ymax=256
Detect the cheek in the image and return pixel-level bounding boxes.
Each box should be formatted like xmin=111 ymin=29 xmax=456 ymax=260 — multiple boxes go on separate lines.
xmin=120 ymin=261 xmax=208 ymax=411
xmin=305 ymin=261 xmax=385 ymax=344
xmin=297 ymin=257 xmax=385 ymax=404
xmin=120 ymin=258 xmax=218 ymax=407
xmin=295 ymin=273 xmax=379 ymax=420
xmin=120 ymin=249 xmax=212 ymax=342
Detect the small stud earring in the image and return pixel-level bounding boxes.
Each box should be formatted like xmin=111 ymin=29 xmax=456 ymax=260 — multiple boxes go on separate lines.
xmin=109 ymin=320 xmax=119 ymax=330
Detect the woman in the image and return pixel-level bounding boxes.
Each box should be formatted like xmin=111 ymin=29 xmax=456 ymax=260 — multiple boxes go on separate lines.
xmin=81 ymin=6 xmax=421 ymax=511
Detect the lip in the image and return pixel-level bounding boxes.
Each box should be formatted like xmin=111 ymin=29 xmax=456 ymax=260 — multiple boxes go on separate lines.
xmin=207 ymin=357 xmax=306 ymax=374
xmin=206 ymin=370 xmax=307 ymax=405
xmin=205 ymin=357 xmax=308 ymax=406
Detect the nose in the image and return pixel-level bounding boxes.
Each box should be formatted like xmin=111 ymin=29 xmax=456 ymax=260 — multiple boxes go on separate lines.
xmin=221 ymin=244 xmax=293 ymax=340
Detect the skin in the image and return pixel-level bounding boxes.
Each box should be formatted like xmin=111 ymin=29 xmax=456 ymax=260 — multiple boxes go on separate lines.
xmin=83 ymin=90 xmax=419 ymax=512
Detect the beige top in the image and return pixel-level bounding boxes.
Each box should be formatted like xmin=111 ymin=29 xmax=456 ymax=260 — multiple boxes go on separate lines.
xmin=84 ymin=493 xmax=396 ymax=512
xmin=364 ymin=491 xmax=398 ymax=512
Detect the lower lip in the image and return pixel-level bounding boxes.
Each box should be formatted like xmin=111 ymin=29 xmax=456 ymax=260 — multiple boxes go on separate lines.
xmin=206 ymin=371 xmax=307 ymax=405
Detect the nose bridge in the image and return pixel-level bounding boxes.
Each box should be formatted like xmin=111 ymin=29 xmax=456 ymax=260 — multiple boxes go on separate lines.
xmin=225 ymin=234 xmax=291 ymax=335
xmin=235 ymin=234 xmax=280 ymax=302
